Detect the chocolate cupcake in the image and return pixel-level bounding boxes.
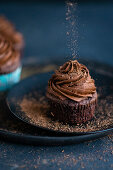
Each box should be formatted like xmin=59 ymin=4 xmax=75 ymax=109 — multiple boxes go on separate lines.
xmin=0 ymin=35 xmax=22 ymax=91
xmin=46 ymin=60 xmax=97 ymax=124
xmin=0 ymin=16 xmax=24 ymax=51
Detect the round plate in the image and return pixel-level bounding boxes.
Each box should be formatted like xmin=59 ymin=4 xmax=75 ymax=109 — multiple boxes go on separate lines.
xmin=0 ymin=129 xmax=112 ymax=146
xmin=6 ymin=64 xmax=113 ymax=135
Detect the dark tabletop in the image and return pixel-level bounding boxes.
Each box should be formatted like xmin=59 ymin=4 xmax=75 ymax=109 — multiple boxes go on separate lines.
xmin=0 ymin=1 xmax=113 ymax=170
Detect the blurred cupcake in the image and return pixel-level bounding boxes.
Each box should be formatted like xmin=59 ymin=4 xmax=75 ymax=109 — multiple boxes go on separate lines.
xmin=46 ymin=60 xmax=97 ymax=124
xmin=0 ymin=16 xmax=24 ymax=51
xmin=0 ymin=35 xmax=22 ymax=91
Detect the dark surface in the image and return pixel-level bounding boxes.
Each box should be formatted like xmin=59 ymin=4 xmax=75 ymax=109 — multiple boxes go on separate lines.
xmin=6 ymin=68 xmax=113 ymax=136
xmin=0 ymin=1 xmax=113 ymax=170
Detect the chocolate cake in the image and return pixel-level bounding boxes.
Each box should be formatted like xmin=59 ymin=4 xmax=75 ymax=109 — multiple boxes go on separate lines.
xmin=46 ymin=60 xmax=97 ymax=124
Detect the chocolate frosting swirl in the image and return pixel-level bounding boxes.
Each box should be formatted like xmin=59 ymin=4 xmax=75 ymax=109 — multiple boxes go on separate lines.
xmin=0 ymin=16 xmax=15 ymax=33
xmin=0 ymin=16 xmax=24 ymax=50
xmin=47 ymin=60 xmax=96 ymax=102
xmin=0 ymin=35 xmax=20 ymax=74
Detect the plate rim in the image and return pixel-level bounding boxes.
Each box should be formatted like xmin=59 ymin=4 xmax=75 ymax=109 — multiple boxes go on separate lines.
xmin=0 ymin=128 xmax=112 ymax=146
xmin=6 ymin=70 xmax=113 ymax=135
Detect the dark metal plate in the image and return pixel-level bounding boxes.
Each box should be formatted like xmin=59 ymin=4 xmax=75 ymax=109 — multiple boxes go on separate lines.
xmin=6 ymin=61 xmax=113 ymax=138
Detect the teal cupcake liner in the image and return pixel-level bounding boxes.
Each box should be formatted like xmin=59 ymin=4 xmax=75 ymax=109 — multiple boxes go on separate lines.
xmin=0 ymin=67 xmax=22 ymax=91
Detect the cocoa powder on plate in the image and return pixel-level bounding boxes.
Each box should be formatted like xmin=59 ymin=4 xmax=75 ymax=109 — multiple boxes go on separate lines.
xmin=19 ymin=90 xmax=113 ymax=133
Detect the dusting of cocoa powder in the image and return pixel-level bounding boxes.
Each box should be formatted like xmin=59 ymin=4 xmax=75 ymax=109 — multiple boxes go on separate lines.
xmin=19 ymin=90 xmax=113 ymax=133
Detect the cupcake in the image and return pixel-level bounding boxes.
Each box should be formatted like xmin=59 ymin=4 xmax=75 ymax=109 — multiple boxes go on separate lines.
xmin=0 ymin=16 xmax=24 ymax=51
xmin=46 ymin=60 xmax=97 ymax=124
xmin=0 ymin=35 xmax=22 ymax=91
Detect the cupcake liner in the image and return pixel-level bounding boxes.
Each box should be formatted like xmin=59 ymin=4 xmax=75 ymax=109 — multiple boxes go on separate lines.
xmin=48 ymin=96 xmax=97 ymax=125
xmin=0 ymin=66 xmax=22 ymax=91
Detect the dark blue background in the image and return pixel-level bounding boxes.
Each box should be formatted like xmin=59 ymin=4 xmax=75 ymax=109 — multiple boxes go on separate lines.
xmin=1 ymin=0 xmax=113 ymax=65
xmin=0 ymin=1 xmax=113 ymax=169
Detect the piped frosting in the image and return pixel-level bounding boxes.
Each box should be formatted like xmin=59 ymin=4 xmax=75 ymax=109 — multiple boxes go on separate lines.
xmin=47 ymin=60 xmax=96 ymax=102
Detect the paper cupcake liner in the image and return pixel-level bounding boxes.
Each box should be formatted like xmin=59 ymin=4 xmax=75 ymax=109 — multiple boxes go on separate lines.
xmin=0 ymin=67 xmax=22 ymax=91
xmin=48 ymin=97 xmax=97 ymax=125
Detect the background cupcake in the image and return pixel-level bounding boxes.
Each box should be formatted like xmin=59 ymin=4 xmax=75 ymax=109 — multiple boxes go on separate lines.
xmin=0 ymin=16 xmax=24 ymax=51
xmin=46 ymin=60 xmax=97 ymax=124
xmin=0 ymin=35 xmax=22 ymax=91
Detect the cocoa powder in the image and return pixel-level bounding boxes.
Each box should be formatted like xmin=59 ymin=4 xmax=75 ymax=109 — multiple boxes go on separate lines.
xmin=19 ymin=90 xmax=113 ymax=133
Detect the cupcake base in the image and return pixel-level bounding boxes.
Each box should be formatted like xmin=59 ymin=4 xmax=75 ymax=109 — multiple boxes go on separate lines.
xmin=0 ymin=67 xmax=22 ymax=91
xmin=47 ymin=92 xmax=97 ymax=125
